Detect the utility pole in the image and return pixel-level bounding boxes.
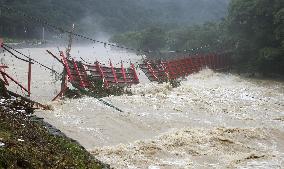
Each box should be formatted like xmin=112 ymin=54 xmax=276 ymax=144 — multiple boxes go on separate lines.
xmin=66 ymin=24 xmax=75 ymax=58
xmin=42 ymin=27 xmax=45 ymax=42
xmin=60 ymin=24 xmax=75 ymax=98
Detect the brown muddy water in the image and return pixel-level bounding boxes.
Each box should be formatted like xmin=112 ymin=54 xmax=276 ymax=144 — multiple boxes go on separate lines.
xmin=1 ymin=45 xmax=283 ymax=168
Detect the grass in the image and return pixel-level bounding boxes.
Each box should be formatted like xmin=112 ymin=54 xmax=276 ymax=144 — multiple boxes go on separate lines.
xmin=0 ymin=110 xmax=107 ymax=169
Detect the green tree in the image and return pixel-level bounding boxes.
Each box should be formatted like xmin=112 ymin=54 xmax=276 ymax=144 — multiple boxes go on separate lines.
xmin=139 ymin=27 xmax=166 ymax=51
xmin=227 ymin=0 xmax=284 ymax=74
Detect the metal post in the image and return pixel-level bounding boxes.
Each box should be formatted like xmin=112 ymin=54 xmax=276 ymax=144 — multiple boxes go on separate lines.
xmin=73 ymin=59 xmax=85 ymax=88
xmin=66 ymin=24 xmax=75 ymax=58
xmin=186 ymin=58 xmax=192 ymax=75
xmin=189 ymin=57 xmax=196 ymax=73
xmin=110 ymin=60 xmax=118 ymax=83
xmin=131 ymin=63 xmax=139 ymax=83
xmin=161 ymin=61 xmax=170 ymax=81
xmin=60 ymin=51 xmax=73 ymax=81
xmin=42 ymin=27 xmax=45 ymax=42
xmin=52 ymin=75 xmax=68 ymax=101
xmin=28 ymin=59 xmax=32 ymax=97
xmin=121 ymin=61 xmax=127 ymax=83
xmin=167 ymin=61 xmax=174 ymax=80
xmin=146 ymin=61 xmax=158 ymax=81
xmin=96 ymin=61 xmax=108 ymax=88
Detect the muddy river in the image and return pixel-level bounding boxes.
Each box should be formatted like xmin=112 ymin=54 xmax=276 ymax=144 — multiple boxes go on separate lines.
xmin=1 ymin=45 xmax=283 ymax=168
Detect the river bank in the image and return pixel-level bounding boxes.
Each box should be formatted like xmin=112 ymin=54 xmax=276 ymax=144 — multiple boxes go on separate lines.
xmin=0 ymin=94 xmax=108 ymax=168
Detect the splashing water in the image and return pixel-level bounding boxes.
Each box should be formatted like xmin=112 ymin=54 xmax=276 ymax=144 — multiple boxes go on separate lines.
xmin=37 ymin=68 xmax=284 ymax=168
xmin=91 ymin=127 xmax=284 ymax=169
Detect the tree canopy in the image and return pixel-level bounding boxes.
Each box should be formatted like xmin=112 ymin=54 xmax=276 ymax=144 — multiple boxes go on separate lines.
xmin=227 ymin=0 xmax=284 ymax=74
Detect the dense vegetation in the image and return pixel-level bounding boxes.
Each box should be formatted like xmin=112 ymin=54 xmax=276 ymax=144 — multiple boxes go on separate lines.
xmin=227 ymin=0 xmax=283 ymax=74
xmin=0 ymin=0 xmax=228 ymax=38
xmin=112 ymin=0 xmax=284 ymax=75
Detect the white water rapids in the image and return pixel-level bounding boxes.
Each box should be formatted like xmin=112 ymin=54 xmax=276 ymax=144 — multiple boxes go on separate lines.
xmin=0 ymin=45 xmax=283 ymax=168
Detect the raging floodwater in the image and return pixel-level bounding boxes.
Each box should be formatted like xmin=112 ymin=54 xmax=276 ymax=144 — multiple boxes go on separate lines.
xmin=1 ymin=45 xmax=284 ymax=168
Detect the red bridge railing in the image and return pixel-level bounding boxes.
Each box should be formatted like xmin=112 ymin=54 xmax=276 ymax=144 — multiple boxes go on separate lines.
xmin=0 ymin=39 xmax=33 ymax=96
xmin=49 ymin=49 xmax=231 ymax=101
xmin=59 ymin=52 xmax=139 ymax=90
xmin=84 ymin=61 xmax=139 ymax=88
xmin=53 ymin=52 xmax=140 ymax=101
xmin=139 ymin=53 xmax=231 ymax=82
xmin=60 ymin=52 xmax=90 ymax=89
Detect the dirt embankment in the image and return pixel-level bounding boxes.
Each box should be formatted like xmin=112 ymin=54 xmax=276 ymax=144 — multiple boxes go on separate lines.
xmin=0 ymin=95 xmax=108 ymax=169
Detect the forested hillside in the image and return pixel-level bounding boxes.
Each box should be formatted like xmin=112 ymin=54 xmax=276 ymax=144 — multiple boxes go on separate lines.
xmin=0 ymin=0 xmax=229 ymax=38
xmin=112 ymin=0 xmax=284 ymax=75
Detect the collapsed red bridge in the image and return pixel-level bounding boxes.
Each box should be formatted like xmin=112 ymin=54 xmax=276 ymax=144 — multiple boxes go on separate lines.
xmin=49 ymin=50 xmax=231 ymax=100
xmin=139 ymin=53 xmax=231 ymax=82
xmin=60 ymin=52 xmax=139 ymax=89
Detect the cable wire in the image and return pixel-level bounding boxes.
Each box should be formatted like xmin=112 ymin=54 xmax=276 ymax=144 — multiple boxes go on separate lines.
xmin=2 ymin=44 xmax=60 ymax=75
xmin=0 ymin=5 xmax=210 ymax=55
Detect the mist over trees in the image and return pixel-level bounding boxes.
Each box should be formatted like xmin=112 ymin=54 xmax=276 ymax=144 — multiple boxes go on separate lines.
xmin=0 ymin=0 xmax=229 ymax=38
xmin=0 ymin=0 xmax=283 ymax=75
